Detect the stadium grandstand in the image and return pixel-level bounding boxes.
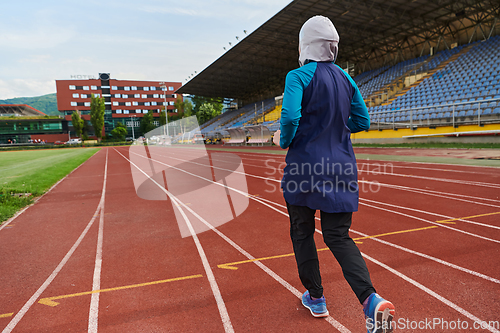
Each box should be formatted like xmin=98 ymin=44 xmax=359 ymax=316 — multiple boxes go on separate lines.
xmin=0 ymin=104 xmax=69 ymax=144
xmin=177 ymin=0 xmax=500 ymax=145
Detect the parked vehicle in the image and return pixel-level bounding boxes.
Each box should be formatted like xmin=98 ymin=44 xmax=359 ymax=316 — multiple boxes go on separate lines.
xmin=66 ymin=138 xmax=82 ymax=145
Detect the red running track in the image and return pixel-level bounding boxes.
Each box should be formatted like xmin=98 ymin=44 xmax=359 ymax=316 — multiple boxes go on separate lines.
xmin=0 ymin=146 xmax=499 ymax=332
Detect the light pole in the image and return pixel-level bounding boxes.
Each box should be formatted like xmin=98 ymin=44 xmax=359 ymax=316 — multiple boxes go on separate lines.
xmin=130 ymin=115 xmax=136 ymax=140
xmin=160 ymin=82 xmax=169 ymax=137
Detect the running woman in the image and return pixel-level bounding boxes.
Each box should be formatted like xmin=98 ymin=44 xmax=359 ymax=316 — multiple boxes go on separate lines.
xmin=273 ymin=15 xmax=395 ymax=333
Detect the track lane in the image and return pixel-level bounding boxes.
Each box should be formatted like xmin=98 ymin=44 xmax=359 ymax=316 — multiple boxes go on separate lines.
xmin=121 ymin=147 xmax=500 ymax=330
xmin=0 ymin=149 xmax=107 ymax=333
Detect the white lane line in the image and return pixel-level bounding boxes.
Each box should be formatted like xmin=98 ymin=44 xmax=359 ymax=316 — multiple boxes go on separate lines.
xmin=367 ymin=181 xmax=500 ymax=203
xmin=358 ymin=161 xmax=500 ymax=176
xmin=88 ymin=149 xmax=108 ymax=333
xmin=147 ymin=148 xmax=500 ymax=231
xmin=358 ymin=170 xmax=500 ymax=189
xmin=361 ymin=253 xmax=500 ymax=333
xmin=170 ymin=187 xmax=351 ymax=333
xmin=122 ymin=147 xmax=498 ymax=329
xmin=360 ymin=180 xmax=500 ymax=208
xmin=119 ymin=148 xmax=350 ymax=332
xmin=360 ymin=197 xmax=500 ymax=230
xmin=360 ymin=202 xmax=500 ymax=244
xmin=2 ymin=150 xmax=108 ymax=333
xmin=0 ymin=149 xmax=101 ymax=232
xmin=115 ymin=149 xmax=234 ymax=333
xmin=252 ymin=197 xmax=500 ymax=333
xmin=154 ymin=148 xmax=500 ymax=205
xmin=169 ymin=148 xmax=500 ymax=177
xmin=254 ymin=195 xmax=500 ymax=285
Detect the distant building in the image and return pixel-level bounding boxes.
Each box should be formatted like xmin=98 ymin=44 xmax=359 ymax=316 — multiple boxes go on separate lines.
xmin=0 ymin=104 xmax=69 ymax=144
xmin=56 ymin=73 xmax=182 ymax=138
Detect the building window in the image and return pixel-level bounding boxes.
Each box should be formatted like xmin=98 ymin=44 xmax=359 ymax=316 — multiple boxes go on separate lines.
xmin=145 ymin=102 xmax=150 ymax=106
xmin=160 ymin=94 xmax=165 ymax=99
xmin=116 ymin=109 xmax=122 ymax=114
xmin=71 ymin=102 xmax=77 ymax=106
xmin=136 ymin=109 xmax=141 ymax=113
xmin=124 ymin=110 xmax=129 ymax=114
xmin=154 ymin=121 xmax=159 ymax=126
xmin=125 ymin=102 xmax=131 ymax=106
xmin=84 ymin=102 xmax=91 ymax=107
xmin=94 ymin=94 xmax=100 ymax=98
xmin=173 ymin=94 xmax=177 ymax=98
xmin=113 ymin=102 xmax=119 ymax=106
xmin=81 ymin=94 xmax=88 ymax=98
xmin=91 ymin=85 xmax=98 ymax=90
xmin=153 ymin=94 xmax=159 ymax=98
xmin=134 ymin=94 xmax=140 ymax=98
xmin=83 ymin=86 xmax=90 ymax=90
xmin=143 ymin=87 xmax=149 ymax=91
xmin=72 ymin=93 xmax=79 ymax=98
xmin=132 ymin=101 xmax=138 ymax=106
xmin=111 ymin=86 xmax=117 ymax=90
xmin=168 ymin=86 xmax=174 ymax=91
xmin=152 ymin=101 xmax=157 ymax=106
xmin=169 ymin=101 xmax=175 ymax=105
xmin=115 ymin=94 xmax=121 ymax=98
xmin=124 ymin=86 xmax=130 ymax=91
xmin=69 ymin=85 xmax=76 ymax=90
xmin=143 ymin=110 xmax=148 ymax=114
xmin=122 ymin=94 xmax=128 ymax=98
xmin=131 ymin=86 xmax=137 ymax=90
xmin=141 ymin=94 xmax=147 ymax=98
xmin=150 ymin=86 xmax=156 ymax=91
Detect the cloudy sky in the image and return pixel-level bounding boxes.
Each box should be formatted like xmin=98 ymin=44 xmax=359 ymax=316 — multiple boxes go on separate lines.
xmin=0 ymin=0 xmax=292 ymax=99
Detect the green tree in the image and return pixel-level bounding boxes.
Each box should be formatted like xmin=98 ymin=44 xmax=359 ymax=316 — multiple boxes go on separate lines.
xmin=90 ymin=94 xmax=105 ymax=140
xmin=197 ymin=103 xmax=221 ymax=125
xmin=174 ymin=96 xmax=185 ymax=114
xmin=110 ymin=122 xmax=127 ymax=141
xmin=140 ymin=110 xmax=156 ymax=135
xmin=159 ymin=108 xmax=167 ymax=126
xmin=191 ymin=96 xmax=223 ymax=114
xmin=183 ymin=100 xmax=193 ymax=117
xmin=71 ymin=110 xmax=84 ymax=137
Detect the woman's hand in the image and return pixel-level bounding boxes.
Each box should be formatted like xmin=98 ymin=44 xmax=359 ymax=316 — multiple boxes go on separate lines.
xmin=273 ymin=130 xmax=281 ymax=147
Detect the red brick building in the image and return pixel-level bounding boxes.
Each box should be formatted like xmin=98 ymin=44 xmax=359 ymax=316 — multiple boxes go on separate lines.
xmin=56 ymin=73 xmax=182 ymax=137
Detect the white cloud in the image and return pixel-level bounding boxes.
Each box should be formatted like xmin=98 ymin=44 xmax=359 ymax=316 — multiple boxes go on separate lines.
xmin=0 ymin=79 xmax=55 ymax=100
xmin=0 ymin=0 xmax=292 ymax=98
xmin=0 ymin=28 xmax=75 ymax=50
xmin=18 ymin=54 xmax=52 ymax=64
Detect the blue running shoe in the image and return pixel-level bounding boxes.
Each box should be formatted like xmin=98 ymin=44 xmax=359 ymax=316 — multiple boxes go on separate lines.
xmin=301 ymin=291 xmax=329 ymax=318
xmin=364 ymin=293 xmax=395 ymax=333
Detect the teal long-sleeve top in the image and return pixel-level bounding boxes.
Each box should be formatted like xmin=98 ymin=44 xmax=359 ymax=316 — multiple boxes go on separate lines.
xmin=279 ymin=62 xmax=370 ymax=149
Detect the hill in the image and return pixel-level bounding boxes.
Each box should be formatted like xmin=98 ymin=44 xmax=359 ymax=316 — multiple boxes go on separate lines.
xmin=0 ymin=93 xmax=59 ymax=116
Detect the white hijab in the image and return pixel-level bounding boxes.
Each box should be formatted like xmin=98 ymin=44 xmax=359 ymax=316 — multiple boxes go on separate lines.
xmin=298 ymin=15 xmax=339 ymax=67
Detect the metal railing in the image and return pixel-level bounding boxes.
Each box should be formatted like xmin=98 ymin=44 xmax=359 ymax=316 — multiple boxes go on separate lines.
xmin=369 ymin=97 xmax=500 ymax=130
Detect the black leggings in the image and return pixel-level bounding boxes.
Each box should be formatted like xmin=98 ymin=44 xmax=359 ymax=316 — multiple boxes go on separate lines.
xmin=286 ymin=202 xmax=376 ymax=304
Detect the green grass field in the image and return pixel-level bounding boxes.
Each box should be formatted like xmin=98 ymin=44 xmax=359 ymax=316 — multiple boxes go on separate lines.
xmin=0 ymin=148 xmax=99 ymax=223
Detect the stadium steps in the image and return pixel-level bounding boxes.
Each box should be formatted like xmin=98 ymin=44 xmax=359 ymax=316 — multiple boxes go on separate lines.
xmin=247 ymin=105 xmax=282 ymax=125
xmin=200 ymin=113 xmax=223 ymax=129
xmin=216 ymin=110 xmax=248 ymax=129
xmin=376 ymin=63 xmax=430 ymax=106
xmin=361 ymin=67 xmax=393 ymax=105
xmin=382 ymin=45 xmax=474 ymax=106
xmin=358 ymin=65 xmax=391 ymax=89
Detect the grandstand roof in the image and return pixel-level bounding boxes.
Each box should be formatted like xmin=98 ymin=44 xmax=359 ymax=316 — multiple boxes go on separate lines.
xmin=0 ymin=104 xmax=47 ymax=116
xmin=177 ymin=0 xmax=499 ymax=103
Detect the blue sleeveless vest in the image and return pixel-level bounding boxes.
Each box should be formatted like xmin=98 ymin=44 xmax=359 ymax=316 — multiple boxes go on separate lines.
xmin=280 ymin=62 xmax=369 ymax=213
